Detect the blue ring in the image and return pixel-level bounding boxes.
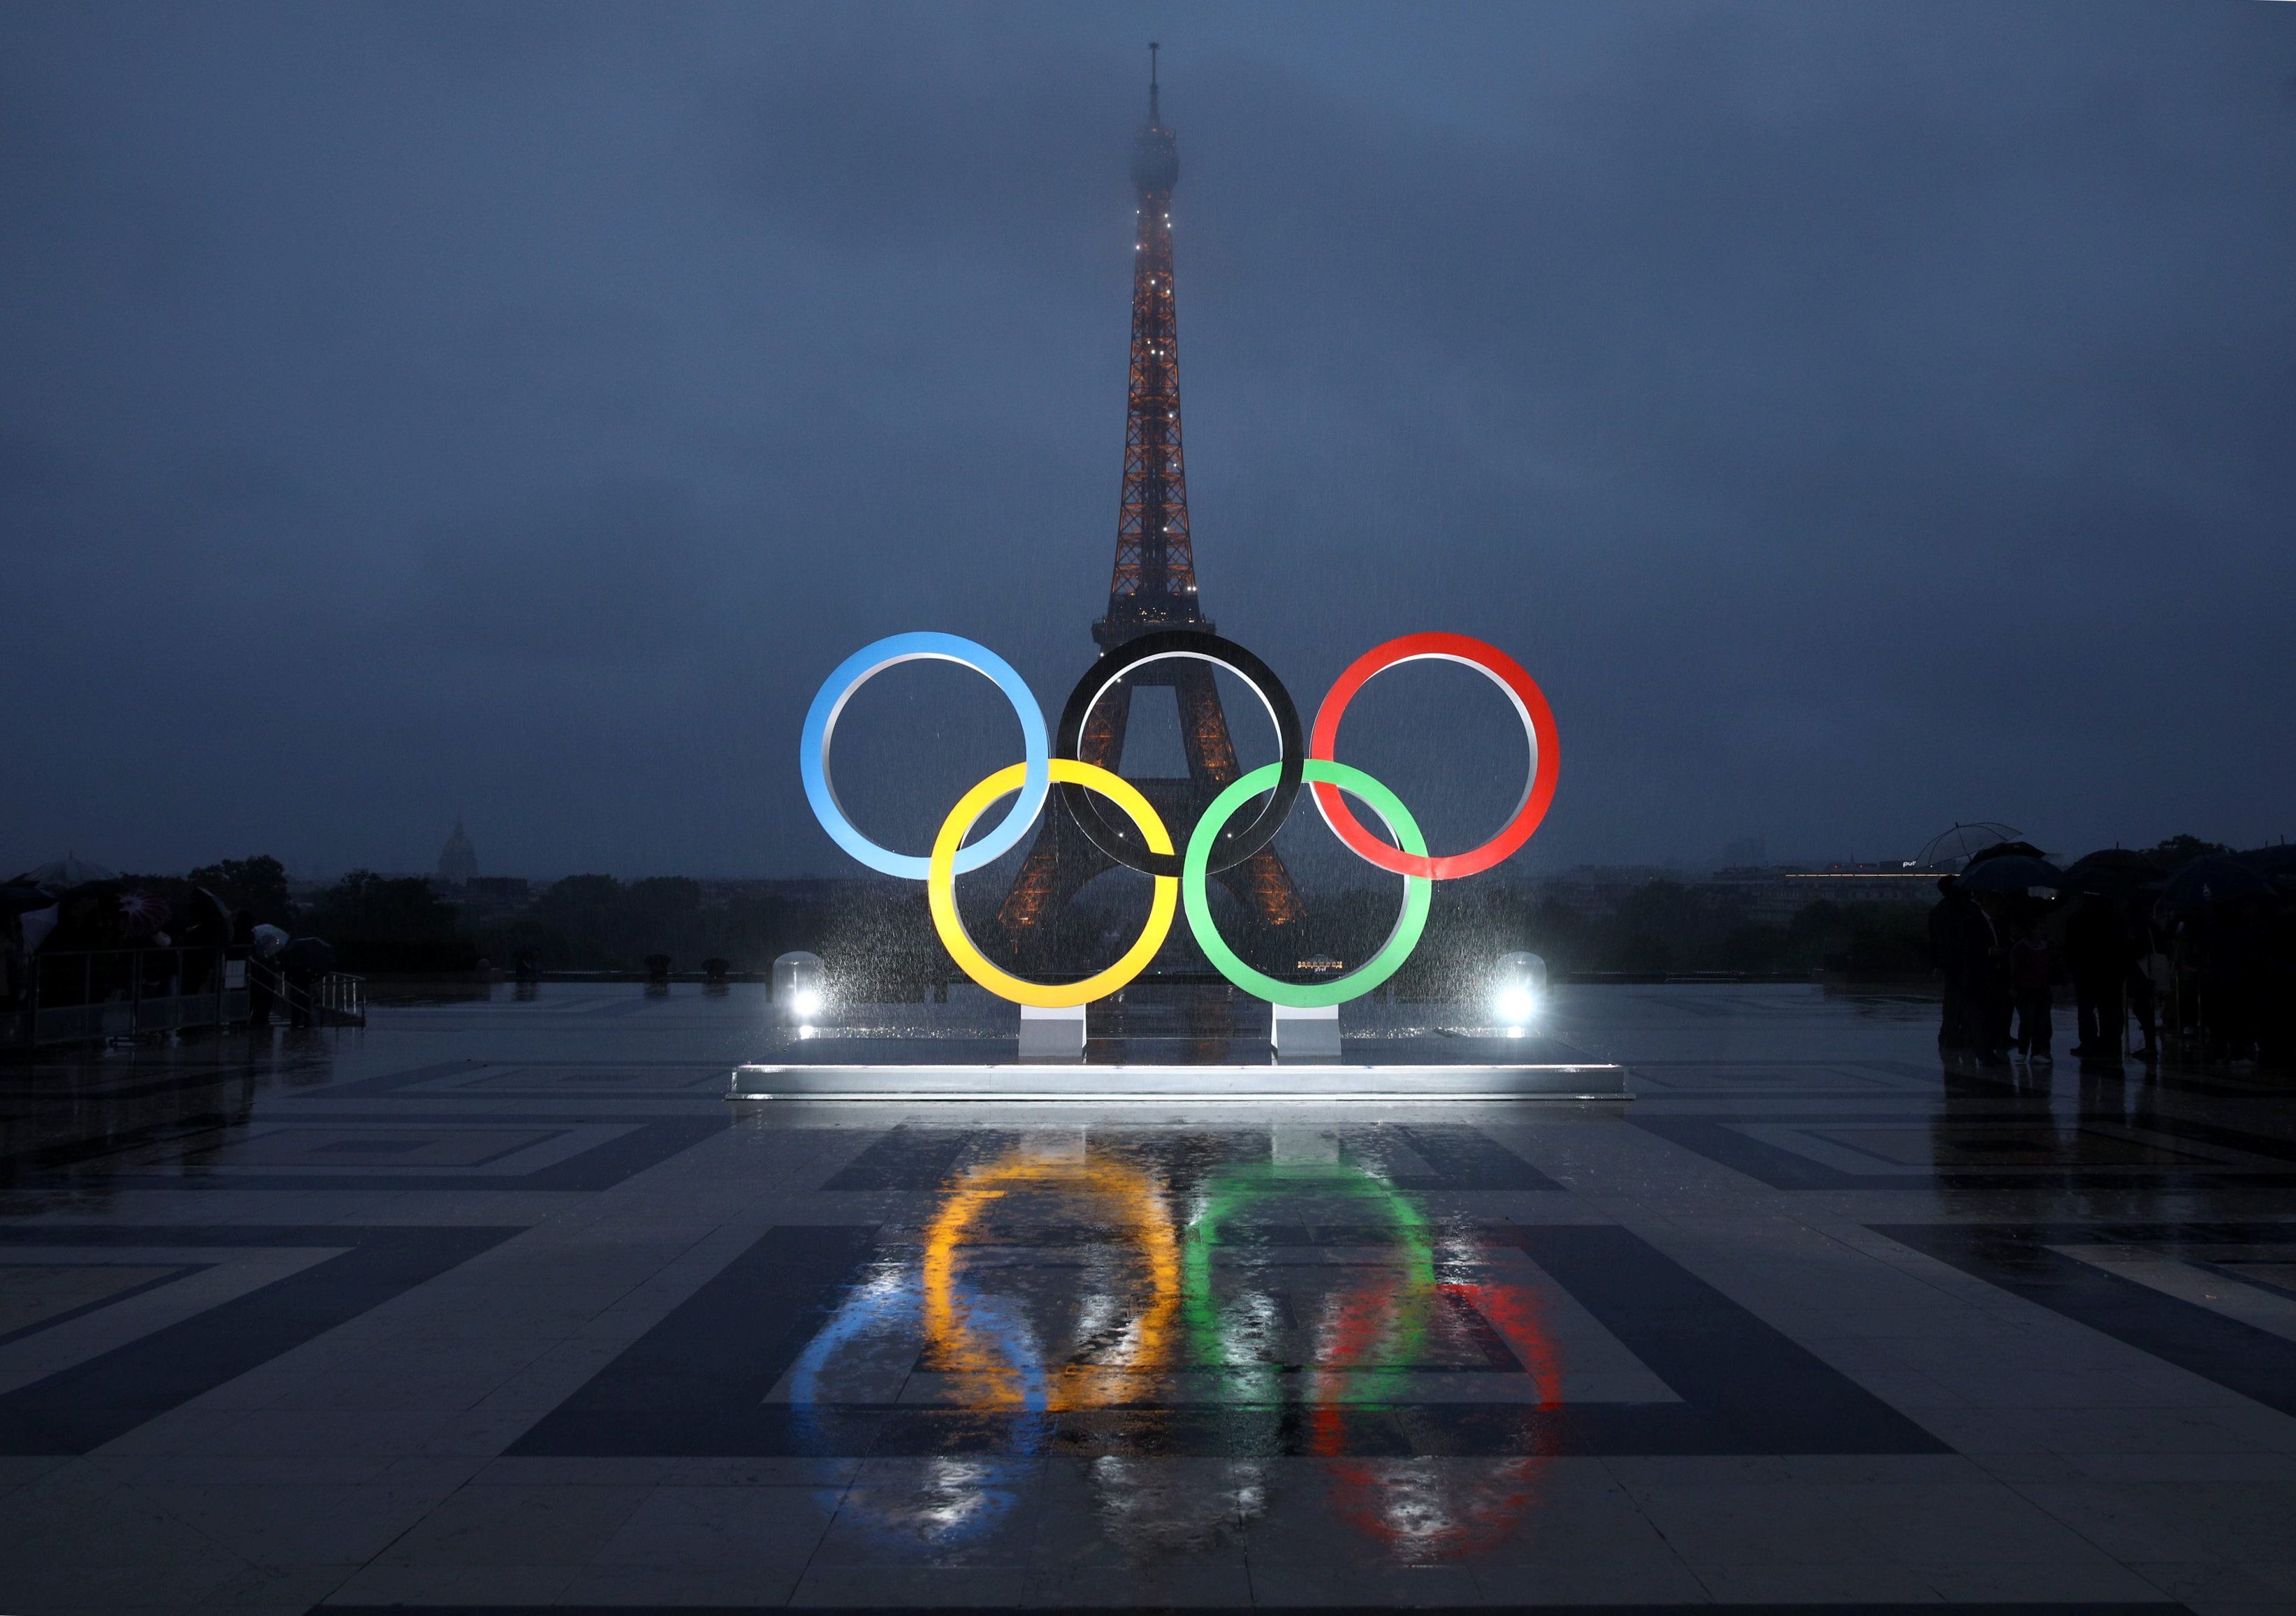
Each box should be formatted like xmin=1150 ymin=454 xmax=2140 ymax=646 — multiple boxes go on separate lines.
xmin=799 ymin=632 xmax=1050 ymax=880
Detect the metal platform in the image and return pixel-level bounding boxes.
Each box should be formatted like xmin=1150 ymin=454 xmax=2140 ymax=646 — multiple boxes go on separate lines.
xmin=727 ymin=1059 xmax=1631 ymax=1102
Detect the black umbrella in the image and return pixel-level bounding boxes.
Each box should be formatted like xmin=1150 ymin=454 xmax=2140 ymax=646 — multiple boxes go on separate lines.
xmin=1955 ymin=854 xmax=2064 ymax=894
xmin=280 ymin=936 xmax=337 ymax=975
xmin=2061 ymin=848 xmax=2163 ymax=897
xmin=2237 ymin=844 xmax=2296 ymax=878
xmin=0 ymin=878 xmax=57 ymax=917
xmin=1963 ymin=840 xmax=2047 ymax=868
xmin=2158 ymin=854 xmax=2277 ymax=914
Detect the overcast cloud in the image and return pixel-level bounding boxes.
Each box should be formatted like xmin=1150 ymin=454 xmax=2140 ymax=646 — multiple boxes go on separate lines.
xmin=5 ymin=1 xmax=2293 ymax=882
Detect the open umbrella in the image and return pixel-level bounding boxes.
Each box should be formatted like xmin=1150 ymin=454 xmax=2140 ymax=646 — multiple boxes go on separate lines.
xmin=1914 ymin=822 xmax=2023 ymax=871
xmin=1 ymin=878 xmax=57 ymax=917
xmin=2237 ymin=844 xmax=2296 ymax=878
xmin=17 ymin=905 xmax=57 ymax=954
xmin=2061 ymin=848 xmax=2163 ymax=897
xmin=21 ymin=854 xmax=119 ymax=887
xmin=1954 ymin=854 xmax=2063 ymax=894
xmin=2158 ymin=854 xmax=2276 ymax=914
xmin=280 ymin=936 xmax=336 ymax=975
xmin=1963 ymin=840 xmax=2047 ymax=868
xmin=116 ymin=889 xmax=172 ymax=941
xmin=3 ymin=881 xmax=61 ymax=954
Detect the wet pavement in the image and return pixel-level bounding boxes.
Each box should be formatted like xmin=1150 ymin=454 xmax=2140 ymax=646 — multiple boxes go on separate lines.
xmin=1 ymin=982 xmax=2293 ymax=1614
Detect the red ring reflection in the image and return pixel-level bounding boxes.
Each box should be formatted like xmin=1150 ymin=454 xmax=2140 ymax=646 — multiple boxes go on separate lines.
xmin=1311 ymin=1276 xmax=1562 ymax=1559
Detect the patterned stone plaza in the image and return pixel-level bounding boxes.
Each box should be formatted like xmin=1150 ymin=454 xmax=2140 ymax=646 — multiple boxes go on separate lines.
xmin=1 ymin=983 xmax=2293 ymax=1615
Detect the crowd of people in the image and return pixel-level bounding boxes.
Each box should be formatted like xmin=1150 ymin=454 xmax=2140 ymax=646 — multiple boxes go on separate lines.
xmin=1928 ymin=849 xmax=2290 ymax=1068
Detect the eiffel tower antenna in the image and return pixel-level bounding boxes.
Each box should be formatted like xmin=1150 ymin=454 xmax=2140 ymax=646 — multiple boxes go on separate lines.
xmin=999 ymin=50 xmax=1307 ymax=953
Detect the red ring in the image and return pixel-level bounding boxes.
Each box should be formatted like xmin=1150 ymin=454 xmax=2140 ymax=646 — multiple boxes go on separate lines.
xmin=1307 ymin=632 xmax=1559 ymax=880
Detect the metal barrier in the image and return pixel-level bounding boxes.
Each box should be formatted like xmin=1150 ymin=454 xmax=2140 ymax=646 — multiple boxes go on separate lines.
xmin=245 ymin=959 xmax=367 ymax=1028
xmin=0 ymin=948 xmax=365 ymax=1049
xmin=17 ymin=948 xmax=234 ymax=1047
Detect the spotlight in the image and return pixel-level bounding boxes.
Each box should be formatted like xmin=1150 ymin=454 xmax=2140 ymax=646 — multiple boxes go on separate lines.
xmin=1490 ymin=949 xmax=1548 ymax=1036
xmin=773 ymin=950 xmax=831 ymax=1028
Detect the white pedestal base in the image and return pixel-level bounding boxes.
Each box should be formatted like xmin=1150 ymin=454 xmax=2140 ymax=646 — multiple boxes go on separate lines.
xmin=1017 ymin=1003 xmax=1087 ymax=1061
xmin=1270 ymin=1002 xmax=1341 ymax=1061
xmin=728 ymin=1061 xmax=1630 ymax=1102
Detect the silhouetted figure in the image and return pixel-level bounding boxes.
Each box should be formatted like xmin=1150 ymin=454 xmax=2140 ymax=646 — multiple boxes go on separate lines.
xmin=2261 ymin=901 xmax=2296 ymax=1068
xmin=2065 ymin=893 xmax=2124 ymax=1061
xmin=1929 ymin=877 xmax=1973 ymax=1051
xmin=2124 ymin=903 xmax=2162 ymax=1062
xmin=2210 ymin=898 xmax=2267 ymax=1063
xmin=279 ymin=936 xmax=335 ymax=1028
xmin=229 ymin=908 xmax=271 ymax=1031
xmin=2012 ymin=915 xmax=2054 ymax=1063
xmin=1966 ymin=891 xmax=2012 ymax=1063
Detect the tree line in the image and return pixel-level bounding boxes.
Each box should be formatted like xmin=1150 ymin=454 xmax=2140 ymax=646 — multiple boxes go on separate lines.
xmin=213 ymin=861 xmax=1934 ymax=988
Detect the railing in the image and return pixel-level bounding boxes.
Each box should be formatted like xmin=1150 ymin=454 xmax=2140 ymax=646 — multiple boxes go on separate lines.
xmin=245 ymin=959 xmax=366 ymax=1028
xmin=11 ymin=948 xmax=241 ymax=1048
xmin=0 ymin=948 xmax=366 ymax=1049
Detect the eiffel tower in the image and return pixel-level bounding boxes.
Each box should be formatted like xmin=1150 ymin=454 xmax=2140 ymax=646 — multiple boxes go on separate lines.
xmin=999 ymin=46 xmax=1307 ymax=960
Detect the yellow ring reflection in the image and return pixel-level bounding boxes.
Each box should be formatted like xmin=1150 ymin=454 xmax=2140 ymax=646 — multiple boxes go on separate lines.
xmin=921 ymin=1151 xmax=1179 ymax=1411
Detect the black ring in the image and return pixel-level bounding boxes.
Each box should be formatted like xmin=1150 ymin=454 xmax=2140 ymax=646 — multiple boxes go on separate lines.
xmin=1054 ymin=629 xmax=1303 ymax=879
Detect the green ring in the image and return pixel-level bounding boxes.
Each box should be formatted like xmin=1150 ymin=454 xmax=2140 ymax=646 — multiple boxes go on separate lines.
xmin=1182 ymin=759 xmax=1431 ymax=1007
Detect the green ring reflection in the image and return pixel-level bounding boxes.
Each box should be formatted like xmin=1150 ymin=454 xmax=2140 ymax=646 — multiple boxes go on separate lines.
xmin=1183 ymin=1162 xmax=1436 ymax=1405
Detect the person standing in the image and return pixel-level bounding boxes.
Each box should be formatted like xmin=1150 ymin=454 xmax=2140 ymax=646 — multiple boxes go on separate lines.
xmin=2065 ymin=892 xmax=2125 ymax=1061
xmin=1966 ymin=890 xmax=2013 ymax=1063
xmin=1930 ymin=877 xmax=1972 ymax=1052
xmin=2012 ymin=915 xmax=2054 ymax=1063
xmin=2125 ymin=900 xmax=2162 ymax=1063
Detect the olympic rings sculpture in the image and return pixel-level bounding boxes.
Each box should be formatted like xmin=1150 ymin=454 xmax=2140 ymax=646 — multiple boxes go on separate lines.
xmin=799 ymin=627 xmax=1558 ymax=1008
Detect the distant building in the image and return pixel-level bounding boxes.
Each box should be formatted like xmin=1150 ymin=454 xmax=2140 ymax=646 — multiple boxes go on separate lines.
xmin=1539 ymin=860 xmax=1937 ymax=924
xmin=437 ymin=817 xmax=479 ymax=887
xmin=1706 ymin=862 xmax=1938 ymax=923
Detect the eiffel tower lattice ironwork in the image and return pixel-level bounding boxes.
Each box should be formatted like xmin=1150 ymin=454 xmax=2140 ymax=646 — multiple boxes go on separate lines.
xmin=999 ymin=46 xmax=1307 ymax=956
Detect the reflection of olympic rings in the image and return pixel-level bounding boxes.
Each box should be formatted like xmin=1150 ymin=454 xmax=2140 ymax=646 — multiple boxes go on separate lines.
xmin=785 ymin=1145 xmax=1561 ymax=1558
xmin=799 ymin=627 xmax=1557 ymax=1005
xmin=922 ymin=1152 xmax=1179 ymax=1411
xmin=1184 ymin=1159 xmax=1557 ymax=1559
xmin=787 ymin=1270 xmax=1051 ymax=1427
xmin=786 ymin=1269 xmax=1044 ymax=1546
xmin=1184 ymin=1162 xmax=1434 ymax=1404
xmin=1056 ymin=629 xmax=1302 ymax=878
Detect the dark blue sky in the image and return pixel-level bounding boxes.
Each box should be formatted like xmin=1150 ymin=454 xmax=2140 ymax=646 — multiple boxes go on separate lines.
xmin=6 ymin=1 xmax=2293 ymax=884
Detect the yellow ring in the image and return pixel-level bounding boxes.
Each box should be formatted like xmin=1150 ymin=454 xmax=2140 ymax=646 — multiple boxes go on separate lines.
xmin=929 ymin=759 xmax=1175 ymax=1008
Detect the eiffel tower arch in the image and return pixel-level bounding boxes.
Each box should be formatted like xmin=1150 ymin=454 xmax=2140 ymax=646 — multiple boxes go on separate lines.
xmin=998 ymin=48 xmax=1307 ymax=966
